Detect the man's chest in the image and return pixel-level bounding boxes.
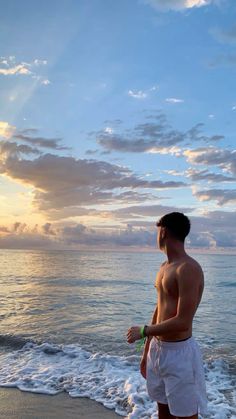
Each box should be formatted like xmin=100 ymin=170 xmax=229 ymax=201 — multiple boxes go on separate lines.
xmin=155 ymin=265 xmax=178 ymax=297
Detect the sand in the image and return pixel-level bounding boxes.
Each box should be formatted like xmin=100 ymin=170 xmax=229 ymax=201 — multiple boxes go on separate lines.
xmin=0 ymin=388 xmax=121 ymax=418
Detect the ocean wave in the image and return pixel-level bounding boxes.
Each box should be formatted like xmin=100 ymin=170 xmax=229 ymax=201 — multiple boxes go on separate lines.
xmin=0 ymin=334 xmax=35 ymax=350
xmin=0 ymin=341 xmax=235 ymax=418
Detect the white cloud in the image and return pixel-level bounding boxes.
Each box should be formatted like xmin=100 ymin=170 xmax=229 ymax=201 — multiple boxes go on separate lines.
xmin=0 ymin=121 xmax=16 ymax=138
xmin=0 ymin=64 xmax=31 ymax=76
xmin=143 ymin=0 xmax=212 ymax=11
xmin=41 ymin=79 xmax=51 ymax=85
xmin=148 ymin=146 xmax=182 ymax=155
xmin=128 ymin=85 xmax=158 ymax=99
xmin=34 ymin=59 xmax=47 ymax=66
xmin=104 ymin=127 xmax=114 ymax=134
xmin=164 ymin=169 xmax=184 ymax=176
xmin=166 ymin=97 xmax=184 ymax=103
xmin=128 ymin=90 xmax=147 ymax=99
xmin=184 ymin=147 xmax=236 ymax=175
xmin=0 ymin=57 xmax=49 ymax=85
xmin=193 ymin=188 xmax=236 ymax=205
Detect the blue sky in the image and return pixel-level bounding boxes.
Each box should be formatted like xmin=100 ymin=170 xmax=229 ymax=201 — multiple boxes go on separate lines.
xmin=0 ymin=0 xmax=236 ymax=250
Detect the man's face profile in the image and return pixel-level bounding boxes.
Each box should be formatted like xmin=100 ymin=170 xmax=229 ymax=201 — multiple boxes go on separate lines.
xmin=157 ymin=226 xmax=165 ymax=250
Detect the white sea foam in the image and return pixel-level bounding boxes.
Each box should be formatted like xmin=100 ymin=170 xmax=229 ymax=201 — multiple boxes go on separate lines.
xmin=0 ymin=342 xmax=235 ymax=418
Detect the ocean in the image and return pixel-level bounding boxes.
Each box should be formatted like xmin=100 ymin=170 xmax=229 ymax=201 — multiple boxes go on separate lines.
xmin=0 ymin=249 xmax=235 ymax=418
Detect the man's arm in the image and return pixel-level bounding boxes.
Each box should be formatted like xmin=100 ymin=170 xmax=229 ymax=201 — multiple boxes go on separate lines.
xmin=140 ymin=304 xmax=158 ymax=379
xmin=151 ymin=304 xmax=158 ymax=325
xmin=127 ymin=262 xmax=202 ymax=343
xmin=143 ymin=304 xmax=158 ymax=351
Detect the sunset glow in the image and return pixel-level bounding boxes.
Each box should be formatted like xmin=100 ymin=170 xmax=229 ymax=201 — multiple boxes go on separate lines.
xmin=0 ymin=0 xmax=235 ymax=251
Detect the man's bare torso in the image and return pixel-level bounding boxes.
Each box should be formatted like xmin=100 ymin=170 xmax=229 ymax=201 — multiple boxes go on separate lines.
xmin=155 ymin=255 xmax=204 ymax=341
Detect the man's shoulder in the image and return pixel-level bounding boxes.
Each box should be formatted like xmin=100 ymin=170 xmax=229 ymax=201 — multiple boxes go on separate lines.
xmin=177 ymin=256 xmax=203 ymax=278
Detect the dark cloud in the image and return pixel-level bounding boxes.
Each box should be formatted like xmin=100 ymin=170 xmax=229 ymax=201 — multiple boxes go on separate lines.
xmin=188 ymin=211 xmax=236 ymax=248
xmin=186 ymin=168 xmax=236 ymax=183
xmin=186 ymin=124 xmax=224 ymax=144
xmin=111 ymin=204 xmax=193 ymax=220
xmin=14 ymin=130 xmax=71 ymax=151
xmin=97 ymin=132 xmax=161 ymax=153
xmin=0 ymin=153 xmax=185 ymax=219
xmin=0 ymin=140 xmax=41 ymax=157
xmin=0 ymin=225 xmax=10 ymax=233
xmin=42 ymin=223 xmax=56 ymax=235
xmin=193 ymin=188 xmax=236 ymax=205
xmin=95 ymin=116 xmax=224 ymax=154
xmin=59 ymin=223 xmax=156 ymax=248
xmin=1 ymin=209 xmax=235 ymax=250
xmin=85 ymin=149 xmax=99 ymax=155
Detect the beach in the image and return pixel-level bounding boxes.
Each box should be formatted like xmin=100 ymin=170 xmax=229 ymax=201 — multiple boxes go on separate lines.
xmin=0 ymin=249 xmax=235 ymax=418
xmin=0 ymin=388 xmax=120 ymax=418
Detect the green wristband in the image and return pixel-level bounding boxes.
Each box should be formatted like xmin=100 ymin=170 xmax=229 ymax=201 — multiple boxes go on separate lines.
xmin=140 ymin=326 xmax=145 ymax=339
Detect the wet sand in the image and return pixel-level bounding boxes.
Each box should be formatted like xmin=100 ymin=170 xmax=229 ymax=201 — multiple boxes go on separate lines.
xmin=0 ymin=388 xmax=121 ymax=418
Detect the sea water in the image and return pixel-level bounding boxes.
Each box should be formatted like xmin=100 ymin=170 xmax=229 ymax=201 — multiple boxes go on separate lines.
xmin=0 ymin=249 xmax=235 ymax=418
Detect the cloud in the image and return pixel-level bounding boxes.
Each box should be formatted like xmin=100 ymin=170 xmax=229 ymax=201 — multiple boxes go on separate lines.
xmin=111 ymin=204 xmax=193 ymax=220
xmin=143 ymin=0 xmax=214 ymax=12
xmin=193 ymin=188 xmax=236 ymax=205
xmin=14 ymin=130 xmax=71 ymax=151
xmin=165 ymin=97 xmax=184 ymax=103
xmin=0 ymin=151 xmax=186 ymax=219
xmin=0 ymin=121 xmax=16 ymax=139
xmin=34 ymin=59 xmax=47 ymax=66
xmin=95 ymin=116 xmax=224 ymax=155
xmin=41 ymin=79 xmax=51 ymax=85
xmin=0 ymin=56 xmax=50 ymax=85
xmin=128 ymin=90 xmax=147 ymax=99
xmin=0 ymin=221 xmax=157 ymax=249
xmin=188 ymin=211 xmax=236 ymax=248
xmin=185 ymin=124 xmax=224 ymax=143
xmin=0 ymin=64 xmax=31 ymax=76
xmin=0 ymin=222 xmax=60 ymax=250
xmin=0 ymin=123 xmax=70 ymax=152
xmin=184 ymin=147 xmax=236 ymax=175
xmin=128 ymin=86 xmax=159 ymax=99
xmin=0 ymin=140 xmax=41 ymax=158
xmin=186 ymin=168 xmax=236 ymax=183
xmin=1 ymin=208 xmax=236 ymax=250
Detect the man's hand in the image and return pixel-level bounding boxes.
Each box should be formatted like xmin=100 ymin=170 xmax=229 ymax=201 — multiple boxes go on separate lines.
xmin=140 ymin=356 xmax=147 ymax=379
xmin=126 ymin=326 xmax=142 ymax=344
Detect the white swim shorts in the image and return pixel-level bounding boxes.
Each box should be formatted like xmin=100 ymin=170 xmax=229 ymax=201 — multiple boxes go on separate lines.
xmin=146 ymin=337 xmax=208 ymax=417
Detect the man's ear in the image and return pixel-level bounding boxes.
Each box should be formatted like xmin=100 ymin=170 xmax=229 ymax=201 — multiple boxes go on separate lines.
xmin=161 ymin=227 xmax=167 ymax=239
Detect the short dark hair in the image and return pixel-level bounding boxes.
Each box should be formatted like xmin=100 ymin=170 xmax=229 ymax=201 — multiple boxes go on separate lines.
xmin=156 ymin=212 xmax=191 ymax=242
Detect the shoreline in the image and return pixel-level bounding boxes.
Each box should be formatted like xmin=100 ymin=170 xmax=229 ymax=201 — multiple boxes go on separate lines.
xmin=0 ymin=388 xmax=121 ymax=418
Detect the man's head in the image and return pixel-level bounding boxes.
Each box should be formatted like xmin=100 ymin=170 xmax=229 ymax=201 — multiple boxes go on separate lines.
xmin=156 ymin=212 xmax=191 ymax=249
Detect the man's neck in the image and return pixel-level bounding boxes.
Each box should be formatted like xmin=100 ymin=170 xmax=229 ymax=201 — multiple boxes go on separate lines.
xmin=164 ymin=241 xmax=187 ymax=263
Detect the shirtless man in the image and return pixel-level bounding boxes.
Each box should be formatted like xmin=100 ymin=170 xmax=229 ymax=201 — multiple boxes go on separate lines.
xmin=127 ymin=212 xmax=207 ymax=419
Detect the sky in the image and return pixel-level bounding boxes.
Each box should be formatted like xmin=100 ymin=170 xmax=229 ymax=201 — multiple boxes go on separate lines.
xmin=0 ymin=0 xmax=236 ymax=251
